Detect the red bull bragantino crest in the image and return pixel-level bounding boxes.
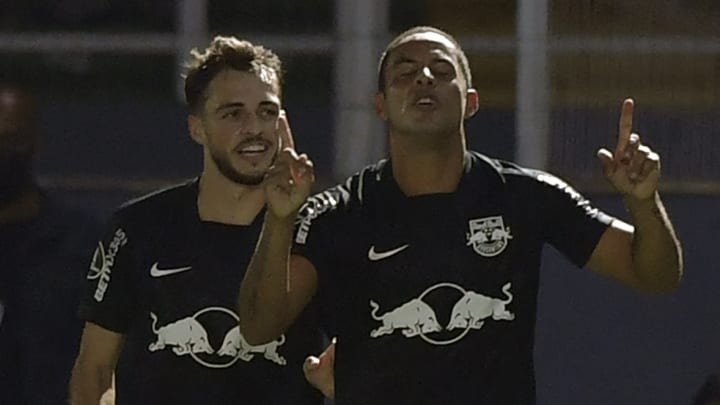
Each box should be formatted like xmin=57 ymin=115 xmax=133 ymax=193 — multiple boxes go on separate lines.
xmin=466 ymin=216 xmax=513 ymax=257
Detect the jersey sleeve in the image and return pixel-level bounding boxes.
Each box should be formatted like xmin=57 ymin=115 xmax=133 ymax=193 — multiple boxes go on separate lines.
xmin=77 ymin=211 xmax=141 ymax=333
xmin=291 ymin=188 xmax=346 ymax=278
xmin=534 ymin=171 xmax=616 ymax=267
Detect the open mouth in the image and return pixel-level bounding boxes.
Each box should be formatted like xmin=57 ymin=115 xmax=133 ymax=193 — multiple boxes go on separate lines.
xmin=413 ymin=95 xmax=438 ymax=109
xmin=236 ymin=141 xmax=271 ymax=156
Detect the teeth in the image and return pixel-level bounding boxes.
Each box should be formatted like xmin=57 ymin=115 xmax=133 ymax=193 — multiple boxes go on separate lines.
xmin=240 ymin=144 xmax=267 ymax=153
xmin=417 ymin=97 xmax=434 ymax=105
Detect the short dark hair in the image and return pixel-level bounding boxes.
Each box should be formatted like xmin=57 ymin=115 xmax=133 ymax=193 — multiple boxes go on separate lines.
xmin=694 ymin=374 xmax=720 ymax=405
xmin=183 ymin=36 xmax=283 ymax=114
xmin=376 ymin=26 xmax=472 ymax=92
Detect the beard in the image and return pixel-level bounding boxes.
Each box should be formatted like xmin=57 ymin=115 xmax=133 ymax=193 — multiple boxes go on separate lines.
xmin=209 ymin=148 xmax=277 ymax=186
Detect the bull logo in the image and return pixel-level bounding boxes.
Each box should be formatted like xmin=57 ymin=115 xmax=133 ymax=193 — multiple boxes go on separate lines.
xmin=370 ymin=299 xmax=442 ymax=338
xmin=466 ymin=216 xmax=512 ymax=257
xmin=218 ymin=326 xmax=287 ymax=365
xmin=370 ymin=282 xmax=515 ymax=346
xmin=148 ymin=312 xmax=214 ymax=356
xmin=148 ymin=307 xmax=287 ymax=368
xmin=447 ymin=283 xmax=514 ymax=331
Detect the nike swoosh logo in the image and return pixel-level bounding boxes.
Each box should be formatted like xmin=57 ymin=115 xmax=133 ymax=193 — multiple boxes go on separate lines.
xmin=150 ymin=262 xmax=192 ymax=277
xmin=368 ymin=244 xmax=409 ymax=261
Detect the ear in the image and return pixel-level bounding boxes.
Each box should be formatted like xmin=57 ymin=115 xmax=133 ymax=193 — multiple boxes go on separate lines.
xmin=464 ymin=88 xmax=479 ymax=119
xmin=374 ymin=92 xmax=388 ymax=121
xmin=187 ymin=114 xmax=206 ymax=145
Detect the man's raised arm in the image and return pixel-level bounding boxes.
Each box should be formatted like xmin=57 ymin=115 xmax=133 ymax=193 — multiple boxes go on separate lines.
xmin=238 ymin=111 xmax=318 ymax=345
xmin=589 ymin=98 xmax=683 ymax=293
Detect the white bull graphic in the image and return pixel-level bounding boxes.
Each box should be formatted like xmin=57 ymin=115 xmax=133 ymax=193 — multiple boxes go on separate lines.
xmin=447 ymin=282 xmax=515 ymax=331
xmin=370 ymin=298 xmax=442 ymax=338
xmin=217 ymin=326 xmax=287 ymax=365
xmin=148 ymin=312 xmax=214 ymax=355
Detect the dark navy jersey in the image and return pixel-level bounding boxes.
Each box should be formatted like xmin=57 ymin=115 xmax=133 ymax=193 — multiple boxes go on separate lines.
xmin=293 ymin=152 xmax=615 ymax=405
xmin=79 ymin=179 xmax=323 ymax=405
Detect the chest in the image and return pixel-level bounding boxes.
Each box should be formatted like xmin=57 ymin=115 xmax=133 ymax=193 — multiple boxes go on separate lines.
xmin=340 ymin=198 xmax=541 ymax=289
xmin=138 ymin=224 xmax=256 ymax=312
xmin=322 ymin=198 xmax=544 ymax=344
xmin=123 ymin=224 xmax=273 ymax=370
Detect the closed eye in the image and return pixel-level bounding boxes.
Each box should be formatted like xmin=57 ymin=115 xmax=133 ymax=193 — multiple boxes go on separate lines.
xmin=430 ymin=61 xmax=455 ymax=78
xmin=394 ymin=61 xmax=418 ymax=77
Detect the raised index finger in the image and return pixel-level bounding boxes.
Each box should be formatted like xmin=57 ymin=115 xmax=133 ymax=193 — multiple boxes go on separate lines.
xmin=277 ymin=109 xmax=295 ymax=150
xmin=615 ymin=98 xmax=634 ymax=158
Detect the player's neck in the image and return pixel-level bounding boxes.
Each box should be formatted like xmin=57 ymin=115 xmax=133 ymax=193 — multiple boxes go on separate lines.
xmin=197 ymin=170 xmax=265 ymax=225
xmin=0 ymin=187 xmax=41 ymax=224
xmin=389 ymin=131 xmax=466 ymax=196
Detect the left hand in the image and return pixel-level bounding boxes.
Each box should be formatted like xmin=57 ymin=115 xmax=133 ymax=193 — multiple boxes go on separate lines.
xmin=303 ymin=338 xmax=336 ymax=399
xmin=597 ymin=98 xmax=660 ymax=201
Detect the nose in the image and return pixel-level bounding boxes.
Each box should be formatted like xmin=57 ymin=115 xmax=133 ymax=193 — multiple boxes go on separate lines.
xmin=240 ymin=113 xmax=261 ymax=137
xmin=415 ymin=66 xmax=435 ymax=86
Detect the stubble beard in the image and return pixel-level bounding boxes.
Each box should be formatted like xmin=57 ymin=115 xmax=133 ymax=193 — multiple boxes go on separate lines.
xmin=211 ymin=149 xmax=277 ymax=186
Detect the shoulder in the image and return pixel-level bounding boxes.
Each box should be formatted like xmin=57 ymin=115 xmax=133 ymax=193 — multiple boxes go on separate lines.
xmin=112 ymin=179 xmax=197 ymax=228
xmin=298 ymin=160 xmax=387 ymax=221
xmin=464 ymin=151 xmax=589 ymax=209
xmin=473 ymin=153 xmax=582 ymax=197
xmin=115 ymin=179 xmax=196 ymax=218
xmin=505 ymin=163 xmax=584 ymax=201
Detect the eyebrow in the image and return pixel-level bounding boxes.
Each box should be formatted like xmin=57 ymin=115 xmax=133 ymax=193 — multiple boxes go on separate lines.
xmin=391 ymin=54 xmax=454 ymax=67
xmin=215 ymin=102 xmax=244 ymax=113
xmin=391 ymin=57 xmax=418 ymax=66
xmin=214 ymin=100 xmax=279 ymax=113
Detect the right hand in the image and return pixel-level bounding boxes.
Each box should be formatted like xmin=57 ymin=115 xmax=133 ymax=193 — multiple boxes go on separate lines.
xmin=264 ymin=110 xmax=315 ymax=219
xmin=303 ymin=338 xmax=336 ymax=399
xmin=596 ymin=98 xmax=660 ymax=202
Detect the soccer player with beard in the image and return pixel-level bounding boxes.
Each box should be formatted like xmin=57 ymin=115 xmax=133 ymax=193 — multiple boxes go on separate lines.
xmin=70 ymin=36 xmax=324 ymax=405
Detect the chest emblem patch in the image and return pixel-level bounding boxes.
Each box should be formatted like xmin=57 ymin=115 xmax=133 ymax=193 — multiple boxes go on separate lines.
xmin=466 ymin=216 xmax=513 ymax=257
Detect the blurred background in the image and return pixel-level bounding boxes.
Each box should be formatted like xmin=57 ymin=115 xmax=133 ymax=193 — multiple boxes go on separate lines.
xmin=1 ymin=0 xmax=718 ymax=403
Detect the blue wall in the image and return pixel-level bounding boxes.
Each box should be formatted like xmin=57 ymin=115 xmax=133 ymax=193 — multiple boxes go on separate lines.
xmin=535 ymin=194 xmax=720 ymax=404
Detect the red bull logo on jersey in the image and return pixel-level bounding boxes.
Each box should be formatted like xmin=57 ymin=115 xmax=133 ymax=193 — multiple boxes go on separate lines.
xmin=148 ymin=307 xmax=287 ymax=369
xmin=370 ymin=298 xmax=442 ymax=338
xmin=447 ymin=282 xmax=514 ymax=330
xmin=369 ymin=282 xmax=515 ymax=346
xmin=466 ymin=216 xmax=513 ymax=257
xmin=149 ymin=312 xmax=214 ymax=356
xmin=218 ymin=326 xmax=286 ymax=365
xmin=87 ymin=228 xmax=127 ymax=302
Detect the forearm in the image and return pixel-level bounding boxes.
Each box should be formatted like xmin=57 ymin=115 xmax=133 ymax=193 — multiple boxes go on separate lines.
xmin=625 ymin=192 xmax=683 ymax=292
xmin=69 ymin=362 xmax=113 ymax=405
xmin=239 ymin=212 xmax=295 ymax=344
